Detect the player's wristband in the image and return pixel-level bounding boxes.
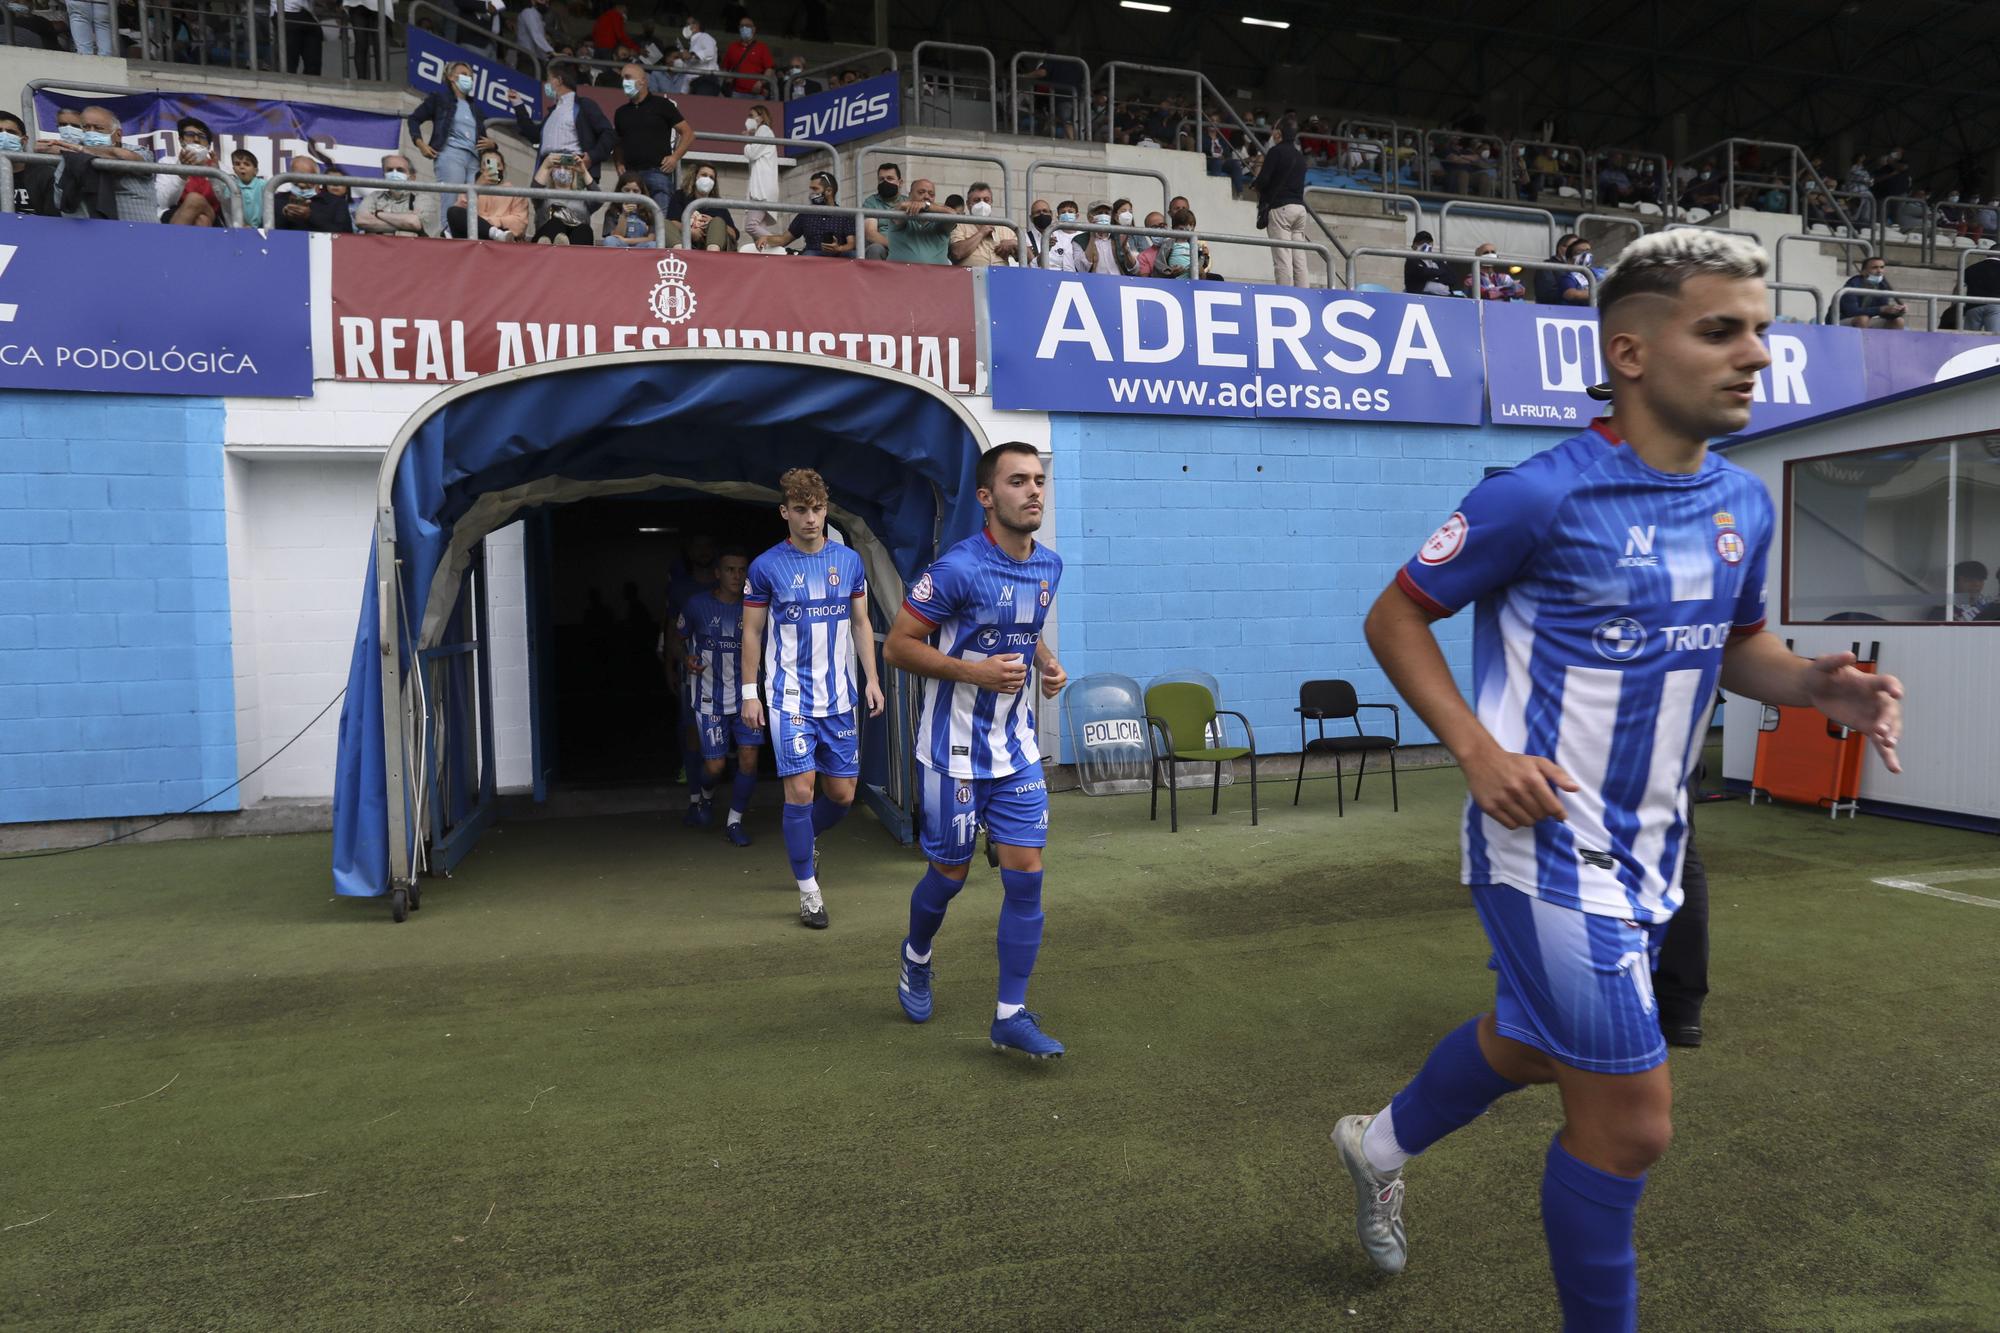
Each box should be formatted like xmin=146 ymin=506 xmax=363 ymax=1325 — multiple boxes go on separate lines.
xmin=741 ymin=684 xmax=759 ymax=700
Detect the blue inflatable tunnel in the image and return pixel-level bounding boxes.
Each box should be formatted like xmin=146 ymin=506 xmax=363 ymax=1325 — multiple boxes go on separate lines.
xmin=331 ymin=350 xmax=995 ymax=900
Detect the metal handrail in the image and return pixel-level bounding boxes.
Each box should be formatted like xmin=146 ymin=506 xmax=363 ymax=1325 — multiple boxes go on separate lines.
xmin=263 ymin=169 xmax=668 ymax=245
xmin=1304 ymin=184 xmax=1421 ymax=242
xmin=1680 ymin=137 xmax=1859 ymax=238
xmin=1010 ymin=52 xmax=1092 ymax=141
xmin=682 ymin=129 xmax=840 ymax=182
xmin=1828 ymin=285 xmax=1999 ymax=331
xmin=1585 ymin=146 xmax=1671 ymax=214
xmin=1045 ymin=215 xmax=1334 ymax=286
xmin=1509 ymin=138 xmax=1587 ymax=199
xmin=1664 ymin=219 xmax=1763 ymax=244
xmin=1765 ymin=280 xmax=1826 ymax=324
xmin=130 ymin=0 xmax=262 ymax=73
xmin=1878 ymin=194 xmax=1936 ymax=264
xmin=403 ymin=1 xmax=547 ymax=83
xmin=1024 ymin=157 xmax=1169 ymax=217
xmin=1826 ymin=188 xmax=1876 ymax=235
xmin=1574 ymin=211 xmax=1645 ymax=256
xmin=912 ymin=42 xmax=998 ymax=133
xmin=1422 ymin=130 xmax=1506 ymax=198
xmin=1775 ymin=232 xmax=1872 ymax=287
xmin=693 ymin=196 xmax=1027 ymax=260
xmin=1437 ymin=198 xmax=1557 ymax=256
xmin=798 ymin=47 xmax=899 ymax=85
xmin=1097 ymin=61 xmax=1260 ymax=155
xmin=2 ymin=149 xmax=246 ymax=224
xmin=856 ymin=145 xmax=1011 ymax=219
xmin=1348 ymin=246 xmax=1596 ymax=304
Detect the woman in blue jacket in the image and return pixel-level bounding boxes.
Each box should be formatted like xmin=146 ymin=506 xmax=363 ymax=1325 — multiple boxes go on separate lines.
xmin=407 ymin=62 xmax=499 ymax=186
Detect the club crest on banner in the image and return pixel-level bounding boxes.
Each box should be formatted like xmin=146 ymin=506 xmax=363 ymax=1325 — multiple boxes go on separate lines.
xmin=649 ymin=253 xmax=698 ymax=325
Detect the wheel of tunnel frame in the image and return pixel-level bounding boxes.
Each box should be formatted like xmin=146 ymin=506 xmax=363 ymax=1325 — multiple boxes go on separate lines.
xmin=408 ymin=880 xmax=422 ymax=911
xmin=391 ymin=887 xmax=409 ymax=923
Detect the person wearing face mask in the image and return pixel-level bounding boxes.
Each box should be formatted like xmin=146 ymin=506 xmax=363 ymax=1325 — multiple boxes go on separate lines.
xmin=782 ymin=56 xmax=821 ymax=101
xmin=444 ymin=150 xmax=528 ymax=240
xmin=613 ymin=60 xmax=693 ymax=234
xmin=721 ymin=16 xmax=774 ymax=98
xmin=274 ymin=157 xmax=356 ymax=234
xmin=679 ymin=15 xmax=723 ymax=95
xmin=760 ymin=170 xmax=854 ymax=256
xmin=157 ymin=115 xmax=223 ymax=228
xmin=1533 ymin=232 xmax=1580 ymax=304
xmin=510 ymin=62 xmax=615 ymax=187
xmin=739 ymin=102 xmax=782 ymax=246
xmin=408 ymin=62 xmax=500 ymax=187
xmin=590 ymin=0 xmax=632 ymax=58
xmin=0 ymin=113 xmax=58 ymax=217
xmin=1553 ymin=238 xmax=1595 ymax=304
xmin=1040 ymin=199 xmax=1089 ymax=272
xmin=64 ymin=106 xmax=155 ymax=224
xmin=602 ymin=174 xmax=660 ymax=247
xmin=861 ymin=162 xmax=904 ymax=260
xmin=1021 ymin=197 xmax=1053 ymax=267
xmin=1465 ymin=243 xmax=1526 ymax=301
xmin=1079 ymin=201 xmax=1117 ymax=273
xmin=1678 ymin=160 xmax=1723 ymax=213
xmin=680 ymin=162 xmax=739 ymax=251
xmin=882 ymin=178 xmax=952 ymax=265
xmin=1114 ymin=210 xmax=1167 ymax=277
xmin=1838 ymin=256 xmax=1907 ymax=329
xmin=357 ymin=153 xmax=428 ymax=237
xmin=1404 ymin=230 xmax=1455 ymax=298
xmin=529 ymin=151 xmax=598 ymax=244
xmin=947 ymin=181 xmax=1019 ymax=267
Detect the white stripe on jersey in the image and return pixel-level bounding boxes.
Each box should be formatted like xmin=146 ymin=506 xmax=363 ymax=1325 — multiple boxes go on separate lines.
xmin=1555 ymin=665 xmax=1626 ymax=905
xmin=1628 ymin=668 xmax=1701 ymax=918
xmin=1472 ymin=587 xmax=1544 ymax=895
xmin=1666 ymin=539 xmax=1714 ymax=603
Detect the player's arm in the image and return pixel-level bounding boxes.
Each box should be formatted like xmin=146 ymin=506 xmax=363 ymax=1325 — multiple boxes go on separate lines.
xmin=1033 ymin=636 xmax=1066 ymax=699
xmin=884 ymin=609 xmax=1026 ymax=692
xmin=739 ymin=602 xmax=769 ymax=728
xmin=1720 ymin=632 xmax=1903 ymax=773
xmin=848 ymin=594 xmax=885 ymax=718
xmin=1363 ymin=579 xmax=1578 ymax=829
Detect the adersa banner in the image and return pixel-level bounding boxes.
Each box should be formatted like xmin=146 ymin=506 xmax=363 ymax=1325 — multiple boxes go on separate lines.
xmin=575 ymin=86 xmax=793 ymax=159
xmin=986 ymin=267 xmax=1486 ymax=423
xmin=0 ymin=214 xmax=310 ymax=397
xmin=783 ymin=73 xmax=899 ymax=148
xmin=328 ymin=237 xmax=983 ymax=392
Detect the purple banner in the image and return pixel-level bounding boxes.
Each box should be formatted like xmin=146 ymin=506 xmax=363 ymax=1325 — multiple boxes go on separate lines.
xmin=1861 ymin=329 xmax=2000 ymax=399
xmin=31 ymin=90 xmax=404 ymax=181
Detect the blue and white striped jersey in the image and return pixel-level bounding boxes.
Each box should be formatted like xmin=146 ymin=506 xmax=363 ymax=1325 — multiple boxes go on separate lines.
xmin=1397 ymin=419 xmax=1773 ymax=924
xmin=743 ymin=539 xmax=868 ymax=717
xmin=904 ymin=529 xmax=1063 ymax=780
xmin=675 ymin=589 xmax=748 ymax=715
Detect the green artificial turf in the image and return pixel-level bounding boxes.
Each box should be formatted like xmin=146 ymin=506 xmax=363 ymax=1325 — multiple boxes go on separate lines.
xmin=3 ymin=763 xmax=1996 ymax=1331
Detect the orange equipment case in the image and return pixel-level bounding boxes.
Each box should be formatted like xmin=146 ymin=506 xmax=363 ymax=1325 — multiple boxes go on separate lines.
xmin=1749 ymin=642 xmax=1878 ymax=819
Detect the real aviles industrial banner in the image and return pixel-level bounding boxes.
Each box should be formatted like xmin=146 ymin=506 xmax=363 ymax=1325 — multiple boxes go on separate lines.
xmin=986 ymin=267 xmax=2000 ymax=430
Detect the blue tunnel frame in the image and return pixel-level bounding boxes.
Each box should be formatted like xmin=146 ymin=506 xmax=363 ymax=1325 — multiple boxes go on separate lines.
xmin=332 ymin=350 xmax=997 ymax=898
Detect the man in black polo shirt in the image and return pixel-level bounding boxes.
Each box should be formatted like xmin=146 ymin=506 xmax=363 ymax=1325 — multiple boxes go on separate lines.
xmin=1252 ymin=116 xmax=1309 ymax=286
xmin=755 ymin=170 xmax=855 ymax=256
xmin=613 ymin=61 xmax=692 ymax=242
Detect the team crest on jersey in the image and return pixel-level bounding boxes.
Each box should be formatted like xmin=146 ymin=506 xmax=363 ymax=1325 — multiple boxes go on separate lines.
xmin=1713 ymin=511 xmax=1736 ymax=527
xmin=1715 ymin=531 xmax=1746 ymax=564
xmin=955 ymin=784 xmax=971 ymax=804
xmin=911 ymin=573 xmax=935 ymax=602
xmin=828 ymin=568 xmax=840 ymax=587
xmin=1418 ymin=512 xmax=1468 ymax=565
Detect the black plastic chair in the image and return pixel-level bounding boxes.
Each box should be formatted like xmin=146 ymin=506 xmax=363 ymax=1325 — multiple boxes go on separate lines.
xmin=1295 ymin=679 xmax=1400 ymax=815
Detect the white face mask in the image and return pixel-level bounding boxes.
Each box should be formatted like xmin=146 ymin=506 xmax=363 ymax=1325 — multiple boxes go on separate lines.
xmin=1058 ymin=210 xmax=1076 ymax=223
xmin=738 ymin=25 xmax=753 ymax=39
xmin=1092 ymin=213 xmax=1109 ymax=224
xmin=185 ymin=144 xmax=211 ymax=162
xmin=695 ymin=175 xmax=714 ymax=194
xmin=622 ymin=78 xmax=639 ymax=97
xmin=454 ymin=73 xmax=474 ymax=94
xmin=385 ymin=168 xmax=408 ymax=182
xmin=681 ymin=24 xmax=692 ymax=37
xmin=969 ymin=199 xmax=991 ymax=217
xmin=744 ymin=118 xmax=758 ymax=132
xmin=1116 ymin=210 xmax=1133 ymax=225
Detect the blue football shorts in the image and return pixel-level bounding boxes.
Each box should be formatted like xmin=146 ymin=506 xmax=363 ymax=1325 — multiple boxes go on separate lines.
xmin=1470 ymin=884 xmax=1670 ymax=1075
xmin=918 ymin=764 xmax=1050 ymax=866
xmin=769 ymin=707 xmax=860 ymax=779
xmin=694 ymin=711 xmax=765 ymax=761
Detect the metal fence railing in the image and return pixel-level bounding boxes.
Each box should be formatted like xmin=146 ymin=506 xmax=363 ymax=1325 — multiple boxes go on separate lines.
xmin=687 ymin=196 xmax=1028 ymax=262
xmin=1041 ymin=215 xmax=1335 ymax=286
xmin=1827 ymin=285 xmax=1999 ymax=331
xmin=1766 ymin=280 xmax=1827 ymax=324
xmin=1096 ymin=61 xmax=1260 ymax=158
xmin=797 ymin=47 xmax=899 ymax=86
xmin=1304 ymin=184 xmax=1421 ymax=238
xmin=1959 ymin=246 xmax=2000 ymax=294
xmin=1347 ymin=246 xmax=1596 ymax=303
xmin=263 ymin=169 xmax=668 ymax=244
xmin=1009 ymin=52 xmax=1092 ymax=141
xmin=1775 ymin=232 xmax=1873 ymax=289
xmin=1877 ymin=194 xmax=1937 ymax=263
xmin=911 ymin=41 xmax=998 ymax=133
xmin=1437 ymin=198 xmax=1558 ymax=256
xmin=1421 ymin=130 xmax=1507 ymax=198
xmin=1511 ymin=140 xmax=1587 ymax=199
xmin=1024 ymin=157 xmax=1171 ymax=218
xmin=1681 ymin=137 xmax=1860 ymax=240
xmin=1574 ymin=211 xmax=1645 ymax=256
xmin=2 ymin=148 xmax=246 ymax=224
xmin=1586 ymin=147 xmax=1671 ymax=214
xmin=857 ymin=145 xmax=1012 ymax=219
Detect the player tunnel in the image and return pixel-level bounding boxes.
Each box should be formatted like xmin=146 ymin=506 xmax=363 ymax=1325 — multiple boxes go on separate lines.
xmin=330 ymin=350 xmax=994 ymax=906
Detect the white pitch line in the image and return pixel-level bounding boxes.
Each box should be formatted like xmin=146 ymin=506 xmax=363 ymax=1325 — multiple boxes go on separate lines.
xmin=1871 ymin=869 xmax=2000 ymax=909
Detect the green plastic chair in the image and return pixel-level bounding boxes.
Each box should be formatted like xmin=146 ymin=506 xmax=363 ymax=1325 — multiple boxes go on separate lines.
xmin=1144 ymin=682 xmax=1258 ymax=832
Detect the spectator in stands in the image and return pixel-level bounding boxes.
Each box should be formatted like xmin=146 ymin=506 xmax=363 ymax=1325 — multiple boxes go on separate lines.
xmin=0 ymin=113 xmax=57 ymax=215
xmin=1168 ymin=195 xmax=1190 ymax=218
xmin=1404 ymin=230 xmax=1453 ymax=297
xmin=1534 ymin=232 xmax=1579 ymax=304
xmin=1596 ymin=152 xmax=1634 ymax=207
xmin=1253 ymin=115 xmax=1309 ymax=286
xmin=1960 ymin=256 xmax=2000 ymax=334
xmin=443 ymin=150 xmax=529 ymax=240
xmin=63 ymin=0 xmax=114 ymax=55
xmin=274 ymin=159 xmax=355 ymax=233
xmin=1077 ymin=202 xmax=1118 ymax=273
xmin=1892 ymin=188 xmax=1931 ymax=234
xmin=1022 ymin=198 xmax=1052 ymax=267
xmin=591 ymin=0 xmax=631 ymax=56
xmin=615 ymin=61 xmax=692 ymax=233
xmin=755 ymin=170 xmax=852 ymax=256
xmin=1679 ymin=160 xmax=1722 ymax=212
xmin=65 ymin=106 xmax=155 ymax=224
xmin=721 ymin=15 xmax=773 ymax=97
xmin=680 ymin=162 xmax=738 ymax=250
xmin=1041 ymin=199 xmax=1089 ymax=272
xmin=782 ymin=56 xmax=821 ymax=100
xmin=1941 ymin=561 xmax=1993 ymax=620
xmin=1204 ymin=122 xmax=1247 ymax=198
xmin=1973 ymin=198 xmax=2000 ymax=247
xmin=602 ymin=174 xmax=659 ymax=246
xmin=1115 ymin=210 xmax=1166 ymax=277
xmin=677 ymin=15 xmax=722 ymax=95
xmin=742 ymin=101 xmax=781 ymax=246
xmin=530 ymin=152 xmax=597 ymax=244
xmin=358 ymin=153 xmax=427 ymax=236
xmin=948 ymin=180 xmax=1018 ymax=267
xmin=1089 ymin=90 xmax=1112 ymax=143
xmin=512 ymin=61 xmax=615 ymax=185
xmin=1464 ymin=243 xmax=1525 ymax=300
xmin=410 ymin=62 xmax=499 ymax=187
xmin=515 ymin=0 xmax=554 ymax=63
xmin=152 ymin=115 xmax=223 ymax=227
xmin=879 ymin=178 xmax=951 ymax=265
xmin=342 ymin=0 xmax=388 ymax=78
xmin=1871 ymin=146 xmax=1910 ymax=200
xmin=226 ymin=149 xmax=266 ymax=229
xmin=1838 ymin=256 xmax=1907 ymax=329
xmin=862 ymin=161 xmax=903 ymax=260
xmin=274 ymin=0 xmax=322 ymax=74
xmin=1157 ymin=207 xmax=1208 ymax=279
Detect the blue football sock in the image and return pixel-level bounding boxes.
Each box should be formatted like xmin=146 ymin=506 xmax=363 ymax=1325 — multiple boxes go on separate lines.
xmin=730 ymin=769 xmax=756 ymax=816
xmin=1542 ymin=1135 xmax=1646 ymax=1333
xmin=811 ymin=793 xmax=849 ymax=834
xmin=1387 ymin=1017 xmax=1526 ymax=1155
xmin=995 ymin=868 xmax=1045 ymax=1007
xmin=907 ymin=867 xmax=965 ymax=957
xmin=781 ymin=802 xmax=815 ymax=882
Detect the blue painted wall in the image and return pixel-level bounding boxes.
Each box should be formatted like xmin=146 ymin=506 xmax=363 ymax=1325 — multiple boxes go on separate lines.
xmin=0 ymin=391 xmax=236 ymax=824
xmin=1048 ymin=414 xmax=1569 ymax=759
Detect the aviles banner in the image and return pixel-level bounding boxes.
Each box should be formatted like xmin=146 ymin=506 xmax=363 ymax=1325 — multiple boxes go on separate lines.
xmin=784 ymin=73 xmax=899 ymax=148
xmin=328 ymin=238 xmax=984 ymax=393
xmin=406 ymin=28 xmax=538 ymax=122
xmin=0 ymin=215 xmax=311 ymax=397
xmin=987 ymin=267 xmax=1486 ymax=424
